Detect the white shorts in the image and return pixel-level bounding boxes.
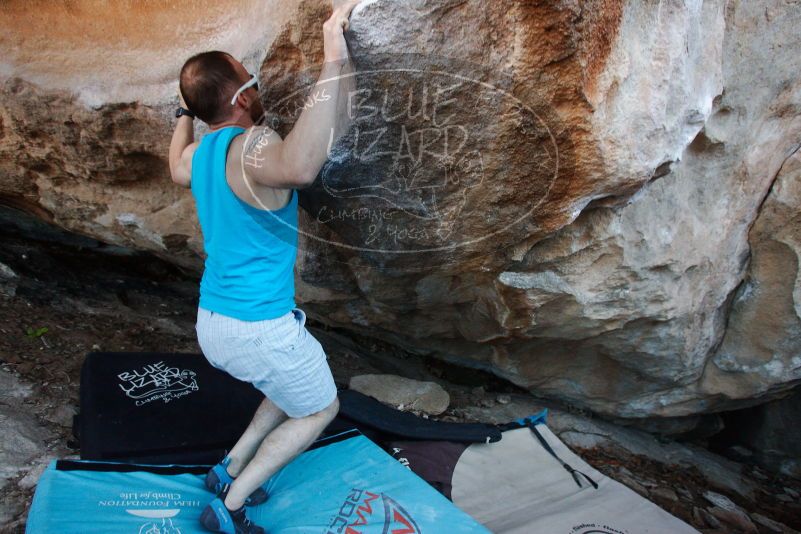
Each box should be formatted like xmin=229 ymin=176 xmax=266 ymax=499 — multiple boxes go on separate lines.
xmin=195 ymin=306 xmax=338 ymax=418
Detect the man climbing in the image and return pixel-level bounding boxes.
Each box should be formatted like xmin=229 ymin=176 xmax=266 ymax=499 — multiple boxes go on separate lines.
xmin=167 ymin=1 xmax=361 ymax=532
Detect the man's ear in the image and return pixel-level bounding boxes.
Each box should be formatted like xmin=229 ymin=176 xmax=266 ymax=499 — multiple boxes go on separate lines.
xmin=232 ymin=91 xmax=248 ymax=110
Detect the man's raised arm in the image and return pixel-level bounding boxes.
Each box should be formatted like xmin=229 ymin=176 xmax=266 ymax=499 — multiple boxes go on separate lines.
xmin=168 ymin=90 xmax=197 ymax=188
xmin=243 ymin=0 xmax=361 ymax=189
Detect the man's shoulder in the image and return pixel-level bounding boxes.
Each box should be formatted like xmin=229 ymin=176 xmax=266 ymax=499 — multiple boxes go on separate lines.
xmin=225 ymin=130 xmax=295 ymax=211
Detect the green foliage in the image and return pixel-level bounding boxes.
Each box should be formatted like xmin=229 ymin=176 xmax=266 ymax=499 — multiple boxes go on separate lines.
xmin=25 ymin=326 xmax=49 ymax=338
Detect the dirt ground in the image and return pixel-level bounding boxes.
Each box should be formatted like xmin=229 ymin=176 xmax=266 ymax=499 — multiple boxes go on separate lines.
xmin=0 ymin=209 xmax=799 ymax=533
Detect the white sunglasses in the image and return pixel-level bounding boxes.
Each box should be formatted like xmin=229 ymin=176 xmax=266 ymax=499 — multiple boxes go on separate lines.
xmin=230 ymin=73 xmax=259 ymax=106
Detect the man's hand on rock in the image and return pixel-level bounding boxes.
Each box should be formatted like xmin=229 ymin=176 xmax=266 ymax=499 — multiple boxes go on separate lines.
xmin=323 ymin=0 xmax=361 ymax=66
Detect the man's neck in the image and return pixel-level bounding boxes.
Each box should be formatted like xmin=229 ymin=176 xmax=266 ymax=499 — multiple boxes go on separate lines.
xmin=208 ymin=115 xmax=253 ymax=132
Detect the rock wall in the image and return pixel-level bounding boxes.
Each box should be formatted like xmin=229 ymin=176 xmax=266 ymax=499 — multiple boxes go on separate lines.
xmin=1 ymin=0 xmax=799 ymax=421
xmin=0 ymin=0 xmax=296 ymax=269
xmin=719 ymin=388 xmax=801 ymax=478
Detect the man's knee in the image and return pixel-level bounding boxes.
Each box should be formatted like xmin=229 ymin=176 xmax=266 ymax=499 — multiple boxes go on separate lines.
xmin=287 ymin=395 xmax=339 ymax=420
xmin=310 ymin=395 xmax=339 ymax=421
xmin=327 ymin=395 xmax=340 ymax=415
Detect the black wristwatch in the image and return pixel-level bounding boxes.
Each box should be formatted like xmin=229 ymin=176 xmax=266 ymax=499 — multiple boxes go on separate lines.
xmin=175 ymin=107 xmax=195 ymax=119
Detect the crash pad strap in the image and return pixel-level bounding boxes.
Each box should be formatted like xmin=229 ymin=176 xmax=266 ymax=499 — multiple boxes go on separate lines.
xmin=55 ymin=460 xmax=209 ymax=475
xmin=56 ymin=429 xmax=363 ymax=475
xmin=338 ymin=389 xmax=502 ymax=443
xmin=529 ymin=424 xmax=599 ymax=490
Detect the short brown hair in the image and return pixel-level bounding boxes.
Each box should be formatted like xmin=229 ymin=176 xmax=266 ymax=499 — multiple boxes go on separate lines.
xmin=179 ymin=51 xmax=240 ymax=124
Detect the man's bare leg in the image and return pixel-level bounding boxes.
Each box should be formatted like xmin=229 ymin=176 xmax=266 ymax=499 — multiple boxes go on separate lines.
xmin=223 ymin=397 xmax=340 ymax=510
xmin=224 ymin=396 xmax=289 ymax=477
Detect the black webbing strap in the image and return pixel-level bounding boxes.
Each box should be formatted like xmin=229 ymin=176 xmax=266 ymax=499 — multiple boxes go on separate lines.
xmin=528 ymin=424 xmax=599 ymax=490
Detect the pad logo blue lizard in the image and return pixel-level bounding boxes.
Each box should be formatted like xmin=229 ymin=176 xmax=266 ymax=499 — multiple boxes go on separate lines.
xmin=117 ymin=360 xmax=199 ymax=407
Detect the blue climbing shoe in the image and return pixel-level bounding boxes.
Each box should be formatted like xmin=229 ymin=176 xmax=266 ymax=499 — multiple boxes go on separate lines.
xmin=205 ymin=455 xmax=269 ymax=507
xmin=199 ymin=494 xmax=265 ymax=534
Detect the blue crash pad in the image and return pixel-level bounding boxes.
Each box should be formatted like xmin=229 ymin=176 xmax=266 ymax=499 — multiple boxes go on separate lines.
xmin=26 ymin=430 xmax=490 ymax=533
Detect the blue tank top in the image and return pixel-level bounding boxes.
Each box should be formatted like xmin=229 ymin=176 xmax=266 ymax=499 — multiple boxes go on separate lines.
xmin=190 ymin=126 xmax=298 ymax=321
